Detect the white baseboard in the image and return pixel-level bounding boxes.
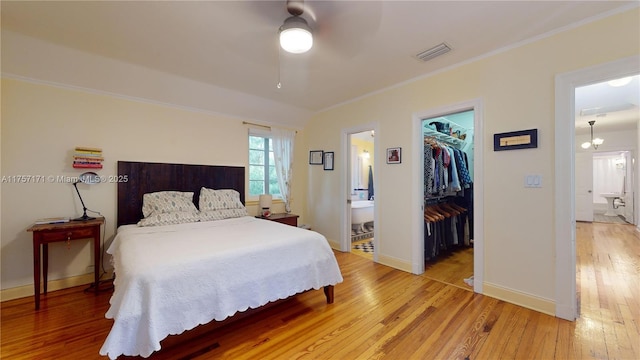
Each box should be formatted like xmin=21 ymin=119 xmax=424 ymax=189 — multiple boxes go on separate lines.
xmin=327 ymin=239 xmax=340 ymax=250
xmin=1 ymin=273 xmax=96 ymax=302
xmin=377 ymin=254 xmax=413 ymax=273
xmin=483 ymin=282 xmax=555 ymax=316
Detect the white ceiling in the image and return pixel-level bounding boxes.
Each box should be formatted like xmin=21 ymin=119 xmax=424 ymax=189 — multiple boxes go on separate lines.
xmin=1 ymin=1 xmax=638 ymax=128
xmin=574 ymin=75 xmax=639 ymax=135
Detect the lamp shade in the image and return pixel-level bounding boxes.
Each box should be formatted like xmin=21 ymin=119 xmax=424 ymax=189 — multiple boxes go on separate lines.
xmin=279 ymin=16 xmax=313 ymax=54
xmin=259 ymin=194 xmax=273 ymax=210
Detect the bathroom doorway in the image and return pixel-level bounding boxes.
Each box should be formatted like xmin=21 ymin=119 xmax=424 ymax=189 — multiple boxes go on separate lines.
xmin=349 ymin=129 xmax=375 ymax=260
xmin=574 ymin=75 xmax=639 ymax=226
xmin=592 ymin=151 xmax=634 ymax=224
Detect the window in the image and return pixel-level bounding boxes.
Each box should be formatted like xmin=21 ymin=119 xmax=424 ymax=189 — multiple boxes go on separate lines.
xmin=249 ymin=135 xmax=281 ymax=198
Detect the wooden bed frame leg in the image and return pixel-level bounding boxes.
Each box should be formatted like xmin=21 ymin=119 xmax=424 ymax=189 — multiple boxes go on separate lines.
xmin=323 ymin=285 xmax=334 ymax=304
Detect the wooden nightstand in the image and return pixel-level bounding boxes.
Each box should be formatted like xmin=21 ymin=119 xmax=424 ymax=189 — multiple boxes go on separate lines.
xmin=258 ymin=213 xmax=299 ymax=227
xmin=27 ymin=217 xmax=104 ymax=310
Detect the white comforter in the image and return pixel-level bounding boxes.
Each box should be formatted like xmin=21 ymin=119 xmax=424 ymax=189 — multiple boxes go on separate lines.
xmin=99 ymin=216 xmax=343 ymax=359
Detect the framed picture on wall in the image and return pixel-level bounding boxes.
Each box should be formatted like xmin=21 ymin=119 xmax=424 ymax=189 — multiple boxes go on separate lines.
xmin=309 ymin=150 xmax=324 ymax=165
xmin=386 ymin=147 xmax=401 ymax=164
xmin=323 ymin=152 xmax=334 ymax=170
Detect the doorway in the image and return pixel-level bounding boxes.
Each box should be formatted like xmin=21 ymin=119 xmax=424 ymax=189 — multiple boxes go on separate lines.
xmin=592 ymin=151 xmax=634 ymax=224
xmin=555 ymin=55 xmax=639 ymax=321
xmin=575 ymin=76 xmax=638 ymax=225
xmin=340 ymin=122 xmax=379 ymax=261
xmin=349 ymin=130 xmax=376 ymax=260
xmin=421 ymin=110 xmax=475 ymax=289
xmin=412 ymin=99 xmax=484 ymax=294
xmin=576 ymin=151 xmax=635 ymax=224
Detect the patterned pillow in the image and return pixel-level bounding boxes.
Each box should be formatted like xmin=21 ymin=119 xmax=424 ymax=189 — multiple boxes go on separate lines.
xmin=199 ymin=188 xmax=244 ymax=211
xmin=137 ymin=211 xmax=201 ymax=227
xmin=142 ymin=191 xmax=197 ymax=218
xmin=199 ymin=208 xmax=248 ymax=222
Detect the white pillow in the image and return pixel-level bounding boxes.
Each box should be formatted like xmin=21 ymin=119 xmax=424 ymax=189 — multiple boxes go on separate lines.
xmin=199 ymin=209 xmax=248 ymax=222
xmin=137 ymin=211 xmax=200 ymax=227
xmin=142 ymin=191 xmax=197 ymax=218
xmin=199 ymin=188 xmax=244 ymax=211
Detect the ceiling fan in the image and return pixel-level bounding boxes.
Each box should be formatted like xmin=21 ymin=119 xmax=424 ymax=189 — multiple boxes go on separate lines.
xmin=271 ymin=0 xmax=382 ymax=89
xmin=275 ymin=0 xmax=382 ymax=56
xmin=279 ymin=0 xmax=313 ymax=54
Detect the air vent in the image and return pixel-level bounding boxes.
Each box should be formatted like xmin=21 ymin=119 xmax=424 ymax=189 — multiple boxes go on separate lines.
xmin=415 ymin=43 xmax=452 ymax=62
xmin=580 ymin=103 xmax=635 ymax=116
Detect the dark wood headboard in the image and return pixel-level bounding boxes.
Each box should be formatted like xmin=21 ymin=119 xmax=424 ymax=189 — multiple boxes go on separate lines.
xmin=117 ymin=161 xmax=245 ymax=227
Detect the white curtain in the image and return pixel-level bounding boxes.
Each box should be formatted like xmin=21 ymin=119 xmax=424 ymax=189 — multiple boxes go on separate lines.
xmin=272 ymin=127 xmax=295 ymax=213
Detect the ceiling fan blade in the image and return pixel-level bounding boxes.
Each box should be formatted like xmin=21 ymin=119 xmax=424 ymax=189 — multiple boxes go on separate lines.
xmin=313 ymin=2 xmax=383 ymax=58
xmin=287 ymin=0 xmax=304 ymax=16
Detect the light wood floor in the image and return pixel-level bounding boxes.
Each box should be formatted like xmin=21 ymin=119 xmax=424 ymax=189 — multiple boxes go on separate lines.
xmin=423 ymin=246 xmax=474 ymax=290
xmin=2 ymin=222 xmax=638 ymax=359
xmin=352 ymin=239 xmax=474 ymax=291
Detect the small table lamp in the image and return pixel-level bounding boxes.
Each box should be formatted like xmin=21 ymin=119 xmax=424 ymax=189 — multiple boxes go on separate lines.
xmin=72 ymin=171 xmax=101 ymax=221
xmin=259 ymin=194 xmax=272 ymax=218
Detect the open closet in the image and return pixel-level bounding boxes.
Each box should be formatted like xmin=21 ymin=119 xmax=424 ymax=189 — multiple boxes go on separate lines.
xmin=422 ymin=111 xmax=474 ymax=286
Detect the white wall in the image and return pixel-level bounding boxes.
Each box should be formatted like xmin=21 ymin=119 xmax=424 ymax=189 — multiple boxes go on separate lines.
xmin=1 ymin=30 xmax=312 ymax=128
xmin=0 ymin=78 xmax=308 ymax=295
xmin=304 ymin=8 xmax=639 ymax=313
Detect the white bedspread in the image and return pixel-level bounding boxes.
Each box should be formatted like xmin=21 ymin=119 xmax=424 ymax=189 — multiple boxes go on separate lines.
xmin=99 ymin=216 xmax=343 ymax=359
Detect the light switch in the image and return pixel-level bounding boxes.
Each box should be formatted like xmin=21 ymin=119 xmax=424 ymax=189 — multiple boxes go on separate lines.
xmin=525 ymin=174 xmax=542 ymax=188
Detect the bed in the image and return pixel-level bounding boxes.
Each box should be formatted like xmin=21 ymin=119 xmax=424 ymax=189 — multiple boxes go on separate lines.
xmin=99 ymin=161 xmax=343 ymax=359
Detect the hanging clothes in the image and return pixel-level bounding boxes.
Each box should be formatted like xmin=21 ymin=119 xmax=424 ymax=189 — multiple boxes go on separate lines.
xmin=453 ymin=148 xmax=472 ymax=186
xmin=447 ymin=147 xmax=461 ymax=192
xmin=423 ymin=135 xmax=473 ymax=265
xmin=423 ymin=202 xmax=469 ymax=262
xmin=424 ymin=144 xmax=434 ymax=197
xmin=423 ymin=137 xmax=472 ymax=199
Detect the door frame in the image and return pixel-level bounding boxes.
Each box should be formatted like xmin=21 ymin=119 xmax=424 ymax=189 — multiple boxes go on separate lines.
xmin=554 ymin=55 xmax=639 ymax=321
xmin=623 ymin=151 xmax=635 ymax=223
xmin=412 ymin=98 xmax=484 ymax=294
xmin=341 ymin=122 xmax=379 ymax=260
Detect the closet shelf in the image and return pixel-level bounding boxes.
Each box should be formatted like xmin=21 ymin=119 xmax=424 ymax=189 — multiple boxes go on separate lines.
xmin=423 ymin=128 xmax=466 ymax=148
xmin=425 ymin=117 xmax=466 ymax=132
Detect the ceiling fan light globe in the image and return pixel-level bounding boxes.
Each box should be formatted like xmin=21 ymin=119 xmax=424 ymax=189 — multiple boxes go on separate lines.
xmin=607 ymin=77 xmax=632 ymax=87
xmin=279 ymin=16 xmax=313 ymax=54
xmin=593 ymin=138 xmax=604 ymax=146
xmin=581 ymin=142 xmax=592 ymax=149
xmin=280 ymin=28 xmax=313 ymax=53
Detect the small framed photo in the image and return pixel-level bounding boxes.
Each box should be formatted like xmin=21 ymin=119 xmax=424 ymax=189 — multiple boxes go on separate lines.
xmin=309 ymin=150 xmax=324 ymax=165
xmin=386 ymin=147 xmax=402 ymax=164
xmin=323 ymin=151 xmax=334 ymax=170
